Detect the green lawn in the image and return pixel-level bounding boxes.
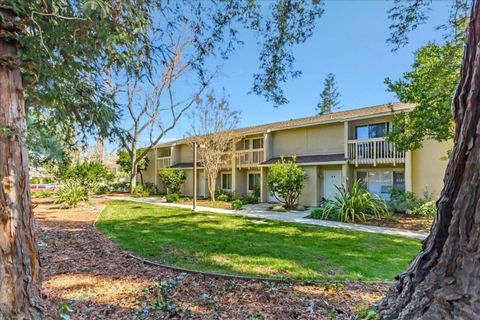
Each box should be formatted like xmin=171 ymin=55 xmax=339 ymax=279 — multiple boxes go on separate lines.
xmin=97 ymin=201 xmax=421 ymax=281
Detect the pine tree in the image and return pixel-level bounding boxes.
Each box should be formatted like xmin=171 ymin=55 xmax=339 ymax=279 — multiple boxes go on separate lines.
xmin=316 ymin=73 xmax=341 ymax=115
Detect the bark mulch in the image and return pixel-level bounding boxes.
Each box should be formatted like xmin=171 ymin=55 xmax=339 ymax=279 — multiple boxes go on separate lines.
xmin=35 ymin=198 xmax=390 ymax=319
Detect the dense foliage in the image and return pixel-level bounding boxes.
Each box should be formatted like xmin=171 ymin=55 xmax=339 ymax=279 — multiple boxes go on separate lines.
xmin=386 ymin=40 xmax=462 ymax=151
xmin=116 ymin=149 xmax=149 ymax=184
xmin=315 ymin=181 xmax=387 ymax=223
xmin=231 ymin=199 xmax=243 ymax=210
xmin=267 ymin=156 xmax=307 ymax=208
xmin=158 ymin=169 xmax=186 ymax=194
xmin=58 ymin=161 xmax=114 ymax=191
xmin=389 ymin=188 xmax=436 ymax=217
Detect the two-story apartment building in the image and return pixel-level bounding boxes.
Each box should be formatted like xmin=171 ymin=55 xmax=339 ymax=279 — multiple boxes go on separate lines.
xmin=142 ymin=103 xmax=452 ymax=207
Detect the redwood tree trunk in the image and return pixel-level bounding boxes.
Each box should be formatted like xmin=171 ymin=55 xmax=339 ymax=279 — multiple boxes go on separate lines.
xmin=378 ymin=2 xmax=480 ymax=318
xmin=0 ymin=9 xmax=42 ymax=319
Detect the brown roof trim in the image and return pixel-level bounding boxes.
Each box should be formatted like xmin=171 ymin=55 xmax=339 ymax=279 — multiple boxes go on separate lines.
xmin=170 ymin=162 xmax=203 ymax=169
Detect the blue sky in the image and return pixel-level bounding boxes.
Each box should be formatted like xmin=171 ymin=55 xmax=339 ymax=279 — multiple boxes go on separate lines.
xmin=113 ymin=0 xmax=453 ymax=150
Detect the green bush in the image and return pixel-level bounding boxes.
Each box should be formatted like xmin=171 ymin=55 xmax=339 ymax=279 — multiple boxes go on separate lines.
xmin=166 ymin=193 xmax=180 ymax=203
xmin=216 ymin=194 xmax=231 ymax=202
xmin=295 ymin=205 xmax=305 ymax=211
xmin=215 ymin=188 xmax=233 ymax=201
xmin=59 ymin=161 xmax=115 ymax=192
xmin=110 ymin=182 xmax=130 ymax=193
xmin=309 ymin=208 xmax=323 ymax=219
xmin=318 ymin=180 xmax=388 ymax=223
xmin=267 ymin=156 xmax=307 ymax=209
xmin=144 ymin=182 xmax=162 ymax=195
xmin=95 ymin=185 xmax=111 ymax=195
xmin=240 ymin=194 xmax=258 ymax=205
xmin=231 ymin=199 xmax=243 ymax=210
xmin=158 ymin=168 xmax=186 ymax=194
xmin=131 ymin=185 xmax=150 ymax=197
xmin=54 ymin=180 xmax=88 ymax=208
xmin=32 ymin=190 xmax=54 ymax=198
xmin=389 ymin=188 xmax=437 ymax=217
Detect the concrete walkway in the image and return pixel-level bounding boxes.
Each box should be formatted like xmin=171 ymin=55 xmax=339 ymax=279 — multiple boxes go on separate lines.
xmin=102 ymin=195 xmax=429 ymax=240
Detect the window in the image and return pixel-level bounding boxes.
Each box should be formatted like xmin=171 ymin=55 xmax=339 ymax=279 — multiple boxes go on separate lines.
xmin=355 ymin=122 xmax=389 ymax=139
xmin=248 ymin=173 xmax=261 ymax=191
xmin=157 ymin=148 xmax=171 ymax=157
xmin=252 ymin=138 xmax=263 ymax=149
xmin=393 ymin=172 xmax=405 ymax=190
xmin=356 ymin=170 xmax=404 ymax=200
xmin=221 ymin=173 xmax=232 ymax=190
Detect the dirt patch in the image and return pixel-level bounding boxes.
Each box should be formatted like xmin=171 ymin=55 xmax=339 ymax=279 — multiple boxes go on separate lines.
xmin=36 ymin=198 xmax=390 ymax=319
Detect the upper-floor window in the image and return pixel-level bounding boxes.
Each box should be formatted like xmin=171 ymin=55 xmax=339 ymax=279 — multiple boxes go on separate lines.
xmin=157 ymin=148 xmax=171 ymax=158
xmin=355 ymin=122 xmax=389 ymax=140
xmin=244 ymin=138 xmax=264 ymax=150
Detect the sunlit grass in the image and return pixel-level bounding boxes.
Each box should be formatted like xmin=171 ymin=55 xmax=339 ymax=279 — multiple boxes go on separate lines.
xmin=97 ymin=201 xmax=421 ymax=281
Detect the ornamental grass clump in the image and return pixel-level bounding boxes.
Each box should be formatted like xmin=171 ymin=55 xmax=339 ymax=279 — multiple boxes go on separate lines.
xmin=319 ymin=180 xmax=387 ymax=223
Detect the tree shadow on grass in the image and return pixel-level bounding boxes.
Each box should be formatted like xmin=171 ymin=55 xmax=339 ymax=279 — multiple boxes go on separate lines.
xmin=96 ymin=202 xmax=421 ymax=281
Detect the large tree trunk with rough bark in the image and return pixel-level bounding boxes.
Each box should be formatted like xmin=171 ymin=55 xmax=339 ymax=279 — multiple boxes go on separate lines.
xmin=378 ymin=2 xmax=480 ymax=318
xmin=0 ymin=8 xmax=42 ymax=319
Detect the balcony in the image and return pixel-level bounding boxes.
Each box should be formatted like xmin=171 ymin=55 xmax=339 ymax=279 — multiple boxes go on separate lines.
xmin=156 ymin=156 xmax=171 ymax=168
xmin=235 ymin=149 xmax=264 ymax=168
xmin=347 ymin=138 xmax=405 ymax=166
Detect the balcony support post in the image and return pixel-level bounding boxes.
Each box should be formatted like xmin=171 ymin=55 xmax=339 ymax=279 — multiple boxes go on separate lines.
xmin=405 ymin=150 xmax=413 ymax=192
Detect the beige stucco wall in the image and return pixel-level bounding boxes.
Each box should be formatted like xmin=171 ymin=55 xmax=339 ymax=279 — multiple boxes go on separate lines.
xmin=233 ymin=169 xmax=248 ymax=198
xmin=412 ymin=139 xmax=452 ymax=197
xmin=298 ymin=166 xmax=318 ymax=207
xmin=181 ymin=169 xmax=194 ymax=197
xmin=272 ymin=123 xmax=344 ymax=157
xmin=142 ymin=148 xmax=157 ymax=184
xmin=178 ymin=144 xmax=193 ymax=163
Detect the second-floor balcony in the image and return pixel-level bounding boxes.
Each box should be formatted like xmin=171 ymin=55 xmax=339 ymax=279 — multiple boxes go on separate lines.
xmin=235 ymin=149 xmax=264 ymax=168
xmin=347 ymin=138 xmax=405 ymax=166
xmin=157 ymin=156 xmax=171 ymax=168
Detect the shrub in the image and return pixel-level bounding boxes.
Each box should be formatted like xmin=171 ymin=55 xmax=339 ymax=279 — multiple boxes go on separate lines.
xmin=319 ymin=180 xmax=388 ymax=223
xmin=158 ymin=168 xmax=186 ymax=194
xmin=54 ymin=180 xmax=88 ymax=208
xmin=95 ymin=185 xmax=111 ymax=195
xmin=166 ymin=193 xmax=180 ymax=203
xmin=132 ymin=185 xmax=151 ymax=197
xmin=110 ymin=182 xmax=130 ymax=193
xmin=59 ymin=161 xmax=115 ymax=192
xmin=144 ymin=182 xmax=162 ymax=195
xmin=215 ymin=188 xmax=233 ymax=201
xmin=32 ymin=190 xmax=54 ymax=198
xmin=267 ymin=156 xmax=307 ymax=209
xmin=295 ymin=205 xmax=305 ymax=211
xmin=240 ymin=194 xmax=258 ymax=205
xmin=309 ymin=208 xmax=323 ymax=219
xmin=231 ymin=199 xmax=243 ymax=210
xmin=216 ymin=194 xmax=231 ymax=202
xmin=389 ymin=188 xmax=437 ymax=217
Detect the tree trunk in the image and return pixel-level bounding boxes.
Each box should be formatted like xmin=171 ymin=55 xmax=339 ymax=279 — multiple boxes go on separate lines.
xmin=378 ymin=2 xmax=480 ymax=318
xmin=0 ymin=9 xmax=42 ymax=319
xmin=130 ymin=148 xmax=137 ymax=193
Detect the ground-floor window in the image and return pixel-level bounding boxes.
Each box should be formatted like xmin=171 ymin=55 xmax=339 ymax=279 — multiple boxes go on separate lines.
xmin=356 ymin=169 xmax=405 ymax=200
xmin=248 ymin=173 xmax=261 ymax=192
xmin=221 ymin=173 xmax=232 ymax=190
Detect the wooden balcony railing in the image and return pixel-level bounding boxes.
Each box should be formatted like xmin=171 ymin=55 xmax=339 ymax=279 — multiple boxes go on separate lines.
xmin=156 ymin=156 xmax=171 ymax=168
xmin=347 ymin=138 xmax=405 ymax=166
xmin=235 ymin=149 xmax=264 ymax=168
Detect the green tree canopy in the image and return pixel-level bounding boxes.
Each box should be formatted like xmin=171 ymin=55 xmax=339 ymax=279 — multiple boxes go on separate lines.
xmin=316 ymin=73 xmax=341 ymax=115
xmin=116 ymin=149 xmax=149 ymax=175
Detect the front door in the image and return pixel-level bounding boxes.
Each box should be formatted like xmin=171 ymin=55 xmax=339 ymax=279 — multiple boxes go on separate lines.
xmin=324 ymin=170 xmax=343 ymax=200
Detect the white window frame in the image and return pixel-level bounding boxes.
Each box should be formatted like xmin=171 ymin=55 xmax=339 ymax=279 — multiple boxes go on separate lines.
xmin=221 ymin=172 xmax=232 ymax=191
xmin=354 ymin=168 xmax=405 ymax=199
xmin=247 ymin=171 xmax=261 ymax=193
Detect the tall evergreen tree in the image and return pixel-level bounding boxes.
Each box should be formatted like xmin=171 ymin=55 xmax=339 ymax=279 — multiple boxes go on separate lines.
xmin=316 ymin=73 xmax=341 ymax=115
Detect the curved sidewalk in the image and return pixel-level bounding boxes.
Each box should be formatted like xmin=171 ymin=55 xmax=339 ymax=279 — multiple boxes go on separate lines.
xmin=101 ymin=195 xmax=429 ymax=240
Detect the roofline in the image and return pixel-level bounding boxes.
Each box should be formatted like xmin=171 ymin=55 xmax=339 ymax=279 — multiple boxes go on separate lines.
xmin=153 ymin=103 xmax=414 ymax=149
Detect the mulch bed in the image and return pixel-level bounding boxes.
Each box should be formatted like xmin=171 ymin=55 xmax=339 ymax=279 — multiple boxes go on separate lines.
xmin=355 ymin=214 xmax=433 ymax=232
xmin=35 ymin=197 xmax=390 ymax=319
